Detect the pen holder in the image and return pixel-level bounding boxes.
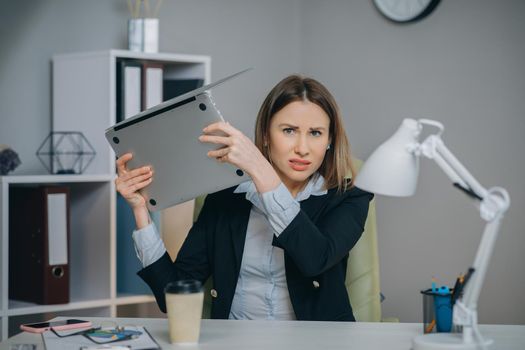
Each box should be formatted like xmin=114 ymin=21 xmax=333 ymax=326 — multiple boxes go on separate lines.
xmin=421 ymin=289 xmax=453 ymax=333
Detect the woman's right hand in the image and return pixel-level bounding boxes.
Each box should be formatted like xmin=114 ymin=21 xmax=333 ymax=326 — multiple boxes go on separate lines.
xmin=115 ymin=153 xmax=153 ymax=210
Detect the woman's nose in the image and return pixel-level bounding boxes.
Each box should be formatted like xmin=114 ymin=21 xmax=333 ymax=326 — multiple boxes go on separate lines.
xmin=294 ymin=135 xmax=309 ymax=156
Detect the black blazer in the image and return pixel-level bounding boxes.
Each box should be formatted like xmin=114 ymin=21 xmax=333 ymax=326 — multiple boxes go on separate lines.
xmin=138 ymin=184 xmax=373 ymax=321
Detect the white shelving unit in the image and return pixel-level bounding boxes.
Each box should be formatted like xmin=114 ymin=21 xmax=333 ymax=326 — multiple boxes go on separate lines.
xmin=0 ymin=50 xmax=210 ymax=340
xmin=52 ymin=49 xmax=211 ymax=176
xmin=0 ymin=175 xmax=117 ymax=339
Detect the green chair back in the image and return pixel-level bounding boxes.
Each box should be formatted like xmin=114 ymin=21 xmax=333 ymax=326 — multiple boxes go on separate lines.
xmin=344 ymin=158 xmax=382 ymax=322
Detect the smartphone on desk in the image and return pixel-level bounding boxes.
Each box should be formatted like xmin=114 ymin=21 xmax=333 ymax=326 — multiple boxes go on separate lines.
xmin=80 ymin=347 xmax=130 ymax=350
xmin=20 ymin=319 xmax=92 ymax=333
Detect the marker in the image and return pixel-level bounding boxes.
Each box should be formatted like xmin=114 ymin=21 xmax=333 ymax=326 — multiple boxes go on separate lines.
xmin=463 ymin=267 xmax=475 ymax=287
xmin=451 ymin=273 xmax=464 ymax=304
xmin=453 ymin=268 xmax=475 ymax=302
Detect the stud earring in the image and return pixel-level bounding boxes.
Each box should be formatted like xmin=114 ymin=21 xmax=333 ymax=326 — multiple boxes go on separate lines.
xmin=326 ymin=144 xmax=331 ymax=150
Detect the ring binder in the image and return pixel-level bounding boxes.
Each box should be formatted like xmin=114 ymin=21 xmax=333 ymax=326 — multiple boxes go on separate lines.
xmin=9 ymin=185 xmax=70 ymax=304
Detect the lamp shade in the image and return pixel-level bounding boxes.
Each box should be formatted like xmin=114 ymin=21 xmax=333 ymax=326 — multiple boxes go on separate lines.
xmin=354 ymin=118 xmax=421 ymax=197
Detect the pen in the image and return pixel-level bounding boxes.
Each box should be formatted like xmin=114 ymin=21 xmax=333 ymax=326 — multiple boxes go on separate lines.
xmin=451 ymin=274 xmax=463 ymax=304
xmin=425 ymin=319 xmax=436 ymax=333
xmin=51 ymin=326 xmax=102 ymax=338
xmin=431 ymin=276 xmax=437 ymax=293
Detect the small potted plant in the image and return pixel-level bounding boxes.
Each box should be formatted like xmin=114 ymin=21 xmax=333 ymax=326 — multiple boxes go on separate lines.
xmin=0 ymin=144 xmax=21 ymax=175
xmin=127 ymin=0 xmax=163 ymax=53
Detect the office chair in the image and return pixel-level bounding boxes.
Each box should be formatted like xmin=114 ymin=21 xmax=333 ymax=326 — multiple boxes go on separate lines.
xmin=344 ymin=158 xmax=382 ymax=322
xmin=194 ymin=158 xmax=384 ymax=322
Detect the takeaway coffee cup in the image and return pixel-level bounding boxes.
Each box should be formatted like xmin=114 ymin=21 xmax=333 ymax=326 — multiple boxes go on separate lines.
xmin=164 ymin=280 xmax=204 ymax=344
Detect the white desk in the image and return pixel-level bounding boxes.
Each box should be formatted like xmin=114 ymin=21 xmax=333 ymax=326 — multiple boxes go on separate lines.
xmin=1 ymin=317 xmax=524 ymax=350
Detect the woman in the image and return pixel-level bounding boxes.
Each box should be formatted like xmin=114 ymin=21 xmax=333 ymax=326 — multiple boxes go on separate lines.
xmin=115 ymin=75 xmax=373 ymax=321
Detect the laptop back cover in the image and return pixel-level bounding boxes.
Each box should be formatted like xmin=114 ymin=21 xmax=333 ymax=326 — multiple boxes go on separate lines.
xmin=105 ymin=70 xmax=252 ymax=211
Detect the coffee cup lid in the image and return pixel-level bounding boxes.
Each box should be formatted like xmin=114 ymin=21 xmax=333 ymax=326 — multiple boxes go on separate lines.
xmin=164 ymin=279 xmax=203 ymax=294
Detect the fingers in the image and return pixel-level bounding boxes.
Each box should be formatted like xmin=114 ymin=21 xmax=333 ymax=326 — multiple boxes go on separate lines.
xmin=116 ymin=174 xmax=153 ymax=199
xmin=122 ymin=177 xmax=153 ymax=196
xmin=116 ymin=153 xmax=133 ymax=176
xmin=203 ymin=121 xmax=239 ymax=136
xmin=198 ymin=134 xmax=232 ymax=146
xmin=115 ymin=166 xmax=153 ymax=193
xmin=119 ymin=165 xmax=152 ymax=183
xmin=127 ymin=171 xmax=153 ymax=188
xmin=200 ymin=122 xmax=245 ymax=149
xmin=207 ymin=147 xmax=230 ymax=160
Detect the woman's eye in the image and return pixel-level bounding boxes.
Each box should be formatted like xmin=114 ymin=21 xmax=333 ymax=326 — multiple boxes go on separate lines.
xmin=283 ymin=128 xmax=295 ymax=135
xmin=310 ymin=130 xmax=322 ymax=137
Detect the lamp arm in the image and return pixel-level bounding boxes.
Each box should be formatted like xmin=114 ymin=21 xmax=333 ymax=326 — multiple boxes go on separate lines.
xmin=418 ymin=132 xmax=510 ymax=343
xmin=462 ymin=215 xmax=503 ymax=311
xmin=452 ymin=216 xmax=504 ymax=348
xmin=420 ymin=135 xmax=488 ymax=199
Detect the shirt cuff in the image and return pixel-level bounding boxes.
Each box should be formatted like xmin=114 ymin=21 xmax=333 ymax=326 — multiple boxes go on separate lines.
xmin=132 ymin=223 xmax=167 ymax=268
xmin=259 ymin=182 xmax=300 ymax=236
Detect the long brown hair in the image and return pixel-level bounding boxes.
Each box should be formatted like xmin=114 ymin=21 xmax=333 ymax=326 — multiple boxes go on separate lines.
xmin=255 ymin=75 xmax=355 ymax=192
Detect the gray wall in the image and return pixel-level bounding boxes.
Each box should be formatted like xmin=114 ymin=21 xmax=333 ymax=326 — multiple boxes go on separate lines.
xmin=0 ymin=0 xmax=301 ymax=173
xmin=301 ymin=0 xmax=525 ymax=324
xmin=1 ymin=0 xmax=523 ymax=324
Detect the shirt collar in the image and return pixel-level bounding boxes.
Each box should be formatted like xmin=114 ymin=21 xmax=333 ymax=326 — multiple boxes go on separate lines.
xmin=234 ymin=174 xmax=327 ymax=202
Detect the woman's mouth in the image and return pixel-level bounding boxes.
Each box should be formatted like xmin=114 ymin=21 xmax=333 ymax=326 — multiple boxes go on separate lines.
xmin=289 ymin=158 xmax=311 ymax=171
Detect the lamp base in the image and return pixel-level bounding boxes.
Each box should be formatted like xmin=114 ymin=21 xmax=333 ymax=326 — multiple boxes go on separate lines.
xmin=413 ymin=333 xmax=493 ymax=350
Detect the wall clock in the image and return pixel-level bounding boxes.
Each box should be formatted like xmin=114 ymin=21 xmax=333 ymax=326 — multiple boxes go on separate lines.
xmin=373 ymin=0 xmax=440 ymax=23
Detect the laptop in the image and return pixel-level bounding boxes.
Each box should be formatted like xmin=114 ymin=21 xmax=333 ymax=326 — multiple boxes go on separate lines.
xmin=105 ymin=68 xmax=252 ymax=211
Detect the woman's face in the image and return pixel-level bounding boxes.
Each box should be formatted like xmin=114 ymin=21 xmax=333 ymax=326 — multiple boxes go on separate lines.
xmin=267 ymin=100 xmax=331 ymax=193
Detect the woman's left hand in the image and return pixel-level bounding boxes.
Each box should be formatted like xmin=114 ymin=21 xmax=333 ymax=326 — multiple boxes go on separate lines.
xmin=198 ymin=121 xmax=280 ymax=192
xmin=199 ymin=121 xmax=263 ymax=174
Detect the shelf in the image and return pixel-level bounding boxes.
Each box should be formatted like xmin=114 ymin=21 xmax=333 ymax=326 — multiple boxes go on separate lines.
xmin=0 ymin=50 xmax=210 ymax=342
xmin=53 ymin=49 xmax=211 ymax=66
xmin=115 ymin=294 xmax=156 ymax=306
xmin=0 ymin=174 xmax=114 ymax=184
xmin=6 ymin=298 xmax=113 ymax=316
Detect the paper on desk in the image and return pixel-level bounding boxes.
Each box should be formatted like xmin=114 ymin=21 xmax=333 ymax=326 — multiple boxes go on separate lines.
xmin=42 ymin=326 xmax=159 ymax=350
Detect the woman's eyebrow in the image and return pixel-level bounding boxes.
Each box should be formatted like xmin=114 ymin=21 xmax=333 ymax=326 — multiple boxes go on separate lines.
xmin=278 ymin=123 xmax=299 ymax=128
xmin=278 ymin=124 xmax=327 ymax=131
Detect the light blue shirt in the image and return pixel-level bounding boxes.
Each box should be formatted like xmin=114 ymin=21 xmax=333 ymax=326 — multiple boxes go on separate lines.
xmin=132 ymin=175 xmax=327 ymax=320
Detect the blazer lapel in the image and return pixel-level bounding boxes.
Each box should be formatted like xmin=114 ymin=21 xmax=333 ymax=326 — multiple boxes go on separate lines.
xmin=228 ymin=190 xmax=331 ymax=271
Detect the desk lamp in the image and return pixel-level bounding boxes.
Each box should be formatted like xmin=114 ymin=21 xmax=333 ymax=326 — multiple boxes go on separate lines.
xmin=354 ymin=118 xmax=510 ymax=350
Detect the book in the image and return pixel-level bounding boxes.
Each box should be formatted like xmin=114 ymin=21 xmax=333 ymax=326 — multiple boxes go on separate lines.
xmin=142 ymin=62 xmax=164 ymax=109
xmin=116 ymin=59 xmax=142 ymax=122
